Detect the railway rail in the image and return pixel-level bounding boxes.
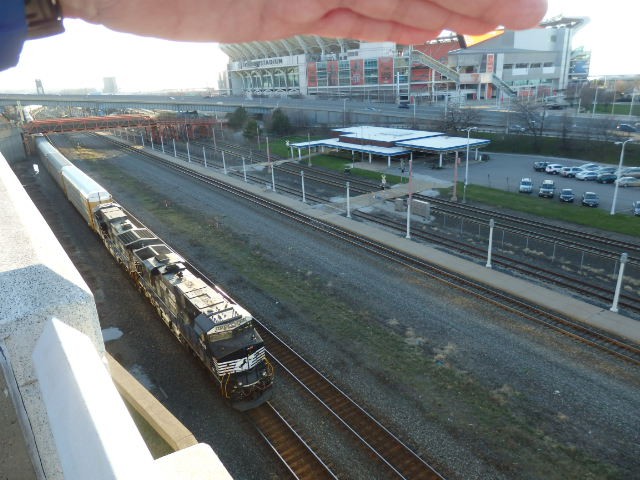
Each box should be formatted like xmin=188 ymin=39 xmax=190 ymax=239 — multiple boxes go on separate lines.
xmin=246 ymin=402 xmax=339 ymax=480
xmin=352 ymin=210 xmax=640 ymax=316
xmin=93 ymin=133 xmax=640 ymax=368
xmin=130 ymin=137 xmax=639 ymax=317
xmin=417 ymin=194 xmax=640 ymax=265
xmin=89 ymin=134 xmax=449 ymax=477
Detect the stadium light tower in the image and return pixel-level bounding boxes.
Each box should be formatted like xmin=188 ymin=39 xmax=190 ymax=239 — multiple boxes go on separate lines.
xmin=610 ymin=139 xmax=633 ymax=215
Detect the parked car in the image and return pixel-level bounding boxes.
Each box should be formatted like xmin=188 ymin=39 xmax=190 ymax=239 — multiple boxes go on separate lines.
xmin=615 ymin=176 xmax=640 ymax=187
xmin=579 ymin=163 xmax=601 ymax=171
xmin=633 ymin=200 xmax=640 ymax=216
xmin=560 ymin=166 xmax=582 ymax=177
xmin=519 ymin=178 xmax=533 ymax=193
xmin=595 ymin=166 xmax=616 ymax=174
xmin=617 ymin=123 xmax=637 ymax=133
xmin=619 ymin=168 xmax=640 ymax=178
xmin=581 ymin=192 xmax=600 ymax=207
xmin=398 ymin=102 xmax=410 ymax=109
xmin=559 ymin=188 xmax=575 ymax=202
xmin=538 ymin=179 xmax=555 ymax=198
xmin=596 ymin=173 xmax=617 ymax=184
xmin=575 ymin=170 xmax=598 ymax=181
xmin=545 ymin=163 xmax=564 ymax=174
xmin=533 ymin=161 xmax=549 ymax=172
xmin=508 ymin=124 xmax=526 ymax=133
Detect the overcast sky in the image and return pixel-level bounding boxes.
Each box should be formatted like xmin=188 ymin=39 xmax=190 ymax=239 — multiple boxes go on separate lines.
xmin=0 ymin=0 xmax=637 ymax=93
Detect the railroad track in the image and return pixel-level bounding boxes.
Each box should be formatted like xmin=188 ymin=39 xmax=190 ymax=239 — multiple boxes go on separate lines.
xmin=258 ymin=324 xmax=446 ymax=480
xmin=153 ymin=141 xmax=640 ymax=316
xmin=94 ymin=132 xmax=640 ymax=368
xmin=60 ymin=133 xmax=640 ymax=478
xmin=246 ymin=402 xmax=339 ymax=479
xmin=94 ymin=132 xmax=640 ymax=365
xmin=352 ymin=210 xmax=640 ymax=316
xmin=418 ymin=194 xmax=640 ymax=264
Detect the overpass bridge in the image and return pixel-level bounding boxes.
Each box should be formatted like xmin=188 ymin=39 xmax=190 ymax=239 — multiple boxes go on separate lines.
xmin=22 ymin=114 xmax=221 ymax=140
xmin=0 ymin=93 xmax=273 ymax=116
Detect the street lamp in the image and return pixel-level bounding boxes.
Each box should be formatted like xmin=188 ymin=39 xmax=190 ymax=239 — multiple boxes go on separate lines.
xmin=463 ymin=126 xmax=478 ymax=203
xmin=610 ymin=139 xmax=633 ymax=215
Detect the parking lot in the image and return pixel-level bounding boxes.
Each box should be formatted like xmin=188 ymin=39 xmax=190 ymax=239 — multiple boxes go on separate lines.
xmin=407 ymin=152 xmax=640 ymax=215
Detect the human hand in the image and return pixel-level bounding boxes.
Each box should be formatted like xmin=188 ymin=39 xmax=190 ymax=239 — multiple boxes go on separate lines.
xmin=60 ymin=0 xmax=548 ymax=44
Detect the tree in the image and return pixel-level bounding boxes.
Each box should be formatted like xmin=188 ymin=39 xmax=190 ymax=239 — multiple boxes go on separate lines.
xmin=441 ymin=102 xmax=480 ymax=133
xmin=243 ymin=118 xmax=259 ymax=140
xmin=512 ymin=98 xmax=548 ymax=152
xmin=267 ymin=108 xmax=292 ymax=135
xmin=226 ymin=106 xmax=248 ymax=130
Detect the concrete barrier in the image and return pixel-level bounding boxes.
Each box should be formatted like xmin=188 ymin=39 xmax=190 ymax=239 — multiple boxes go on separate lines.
xmin=33 ymin=318 xmax=154 ymax=479
xmin=1 ymin=153 xmax=232 ymax=479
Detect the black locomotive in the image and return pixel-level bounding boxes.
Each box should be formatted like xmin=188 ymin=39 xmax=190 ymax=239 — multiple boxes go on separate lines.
xmin=37 ymin=137 xmax=273 ymax=410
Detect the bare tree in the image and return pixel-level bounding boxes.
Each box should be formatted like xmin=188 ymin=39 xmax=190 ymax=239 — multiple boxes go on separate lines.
xmin=441 ymin=102 xmax=481 ymax=133
xmin=512 ymin=98 xmax=548 ymax=152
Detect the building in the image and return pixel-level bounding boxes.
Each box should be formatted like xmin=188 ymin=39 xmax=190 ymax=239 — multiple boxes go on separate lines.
xmin=220 ymin=16 xmax=588 ymax=102
xmin=103 ymin=76 xmax=118 ymax=94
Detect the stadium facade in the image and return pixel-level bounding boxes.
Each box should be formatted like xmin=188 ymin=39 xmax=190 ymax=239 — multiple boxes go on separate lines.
xmin=219 ymin=16 xmax=588 ymax=103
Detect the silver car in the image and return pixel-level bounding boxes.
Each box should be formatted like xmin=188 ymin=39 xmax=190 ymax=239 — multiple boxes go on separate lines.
xmin=616 ymin=177 xmax=640 ymax=188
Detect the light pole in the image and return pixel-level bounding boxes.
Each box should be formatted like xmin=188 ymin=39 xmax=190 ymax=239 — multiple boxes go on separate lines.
xmin=343 ymin=98 xmax=347 ymax=127
xmin=463 ymin=126 xmax=477 ymax=203
xmin=610 ymin=139 xmax=633 ymax=215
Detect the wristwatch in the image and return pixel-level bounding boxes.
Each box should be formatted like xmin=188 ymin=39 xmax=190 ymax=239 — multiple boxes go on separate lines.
xmin=25 ymin=0 xmax=65 ymax=40
xmin=1 ymin=0 xmax=64 ymax=71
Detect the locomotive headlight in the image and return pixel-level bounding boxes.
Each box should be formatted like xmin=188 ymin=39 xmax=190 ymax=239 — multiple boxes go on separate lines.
xmin=237 ymin=381 xmax=243 ymax=386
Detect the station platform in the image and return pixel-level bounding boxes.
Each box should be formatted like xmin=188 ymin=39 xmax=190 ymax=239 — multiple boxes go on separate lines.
xmin=146 ymin=143 xmax=638 ymax=344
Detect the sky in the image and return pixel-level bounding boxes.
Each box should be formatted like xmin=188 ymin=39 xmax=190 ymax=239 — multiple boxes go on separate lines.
xmin=0 ymin=0 xmax=637 ymax=93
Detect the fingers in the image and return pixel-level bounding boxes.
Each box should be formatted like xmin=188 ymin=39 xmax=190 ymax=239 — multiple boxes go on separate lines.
xmin=342 ymin=0 xmax=548 ymax=32
xmin=310 ymin=8 xmax=444 ymax=45
xmin=60 ymin=0 xmax=549 ymax=44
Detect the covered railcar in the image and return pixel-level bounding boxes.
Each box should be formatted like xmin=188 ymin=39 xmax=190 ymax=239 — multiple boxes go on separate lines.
xmin=60 ymin=166 xmax=112 ymax=230
xmin=94 ymin=202 xmax=274 ymax=410
xmin=35 ymin=134 xmax=72 ymax=189
xmin=36 ymin=136 xmax=112 ymax=229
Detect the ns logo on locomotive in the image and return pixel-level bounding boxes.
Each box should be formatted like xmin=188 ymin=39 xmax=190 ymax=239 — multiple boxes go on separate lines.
xmin=35 ymin=135 xmax=274 ymax=410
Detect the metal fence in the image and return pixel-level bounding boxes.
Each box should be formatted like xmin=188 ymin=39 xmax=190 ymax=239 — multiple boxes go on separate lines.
xmin=430 ymin=211 xmax=640 ymax=297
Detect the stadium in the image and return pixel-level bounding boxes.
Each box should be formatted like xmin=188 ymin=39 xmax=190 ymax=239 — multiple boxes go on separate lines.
xmin=219 ymin=16 xmax=588 ymax=103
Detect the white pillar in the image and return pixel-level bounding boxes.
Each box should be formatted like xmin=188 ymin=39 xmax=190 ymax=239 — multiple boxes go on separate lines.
xmin=610 ymin=253 xmax=628 ymax=313
xmin=346 ymin=181 xmax=351 ymax=218
xmin=486 ymin=219 xmax=495 ymax=268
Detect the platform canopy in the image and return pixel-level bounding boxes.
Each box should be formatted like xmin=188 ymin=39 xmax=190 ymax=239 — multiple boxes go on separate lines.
xmin=290 ymin=137 xmax=411 ymax=156
xmin=396 ymin=135 xmax=491 ymax=153
xmin=333 ymin=126 xmax=442 ymax=143
xmin=290 ymin=126 xmax=490 ymax=163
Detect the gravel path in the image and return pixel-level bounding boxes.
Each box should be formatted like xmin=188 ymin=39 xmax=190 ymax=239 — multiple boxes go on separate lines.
xmin=29 ymin=133 xmax=640 ymax=479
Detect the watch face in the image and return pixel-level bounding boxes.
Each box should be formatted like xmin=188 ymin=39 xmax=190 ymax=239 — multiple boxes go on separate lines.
xmin=25 ymin=0 xmax=65 ymax=40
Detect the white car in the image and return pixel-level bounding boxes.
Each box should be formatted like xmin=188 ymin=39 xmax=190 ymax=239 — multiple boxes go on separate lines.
xmin=560 ymin=166 xmax=582 ymax=177
xmin=615 ymin=177 xmax=640 ymax=187
xmin=545 ymin=163 xmax=564 ymax=174
xmin=519 ymin=178 xmax=533 ymax=193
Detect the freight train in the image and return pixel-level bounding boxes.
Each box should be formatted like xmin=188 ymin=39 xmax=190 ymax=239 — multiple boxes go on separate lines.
xmin=34 ymin=135 xmax=274 ymax=410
